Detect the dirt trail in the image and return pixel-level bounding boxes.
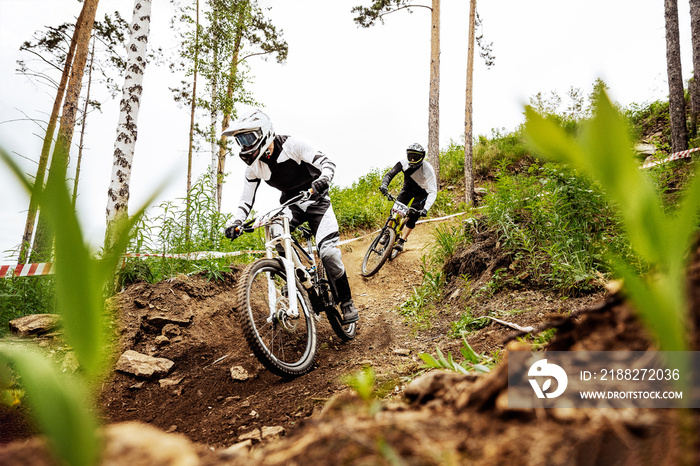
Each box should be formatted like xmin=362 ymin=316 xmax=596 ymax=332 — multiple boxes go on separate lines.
xmin=93 ymin=218 xmax=464 ymax=450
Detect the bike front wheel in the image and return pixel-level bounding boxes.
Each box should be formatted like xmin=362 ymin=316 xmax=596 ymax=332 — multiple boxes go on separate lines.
xmin=361 ymin=227 xmax=395 ymax=277
xmin=235 ymin=258 xmax=317 ymax=377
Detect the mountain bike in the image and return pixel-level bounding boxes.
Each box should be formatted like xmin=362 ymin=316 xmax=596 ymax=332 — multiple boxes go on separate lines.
xmin=361 ymin=192 xmax=414 ymax=277
xmin=232 ymin=190 xmax=356 ymax=378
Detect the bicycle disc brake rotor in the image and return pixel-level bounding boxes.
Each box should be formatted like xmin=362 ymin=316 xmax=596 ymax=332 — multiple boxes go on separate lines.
xmin=275 ymin=296 xmax=299 ymax=333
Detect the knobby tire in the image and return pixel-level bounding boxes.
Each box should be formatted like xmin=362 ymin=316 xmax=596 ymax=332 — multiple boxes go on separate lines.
xmin=315 ymin=260 xmax=356 ymax=341
xmin=361 ymin=227 xmax=395 ymax=277
xmin=235 ymin=258 xmax=317 ymax=377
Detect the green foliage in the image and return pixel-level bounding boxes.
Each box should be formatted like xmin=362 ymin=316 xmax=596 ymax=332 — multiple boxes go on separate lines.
xmin=438 ymin=140 xmax=466 ymax=186
xmin=439 ymin=131 xmax=532 ymax=186
xmin=449 ymin=310 xmax=490 ymax=337
xmin=625 ymin=99 xmax=671 ymax=152
xmin=343 ymin=366 xmax=382 ymax=415
xmin=524 ymin=90 xmax=700 ymax=351
xmin=419 ymin=337 xmax=494 ymax=374
xmin=330 ymin=168 xmax=400 ymax=232
xmin=399 ymin=258 xmax=444 ymax=330
xmin=429 ymin=223 xmax=468 ymax=266
xmin=0 ymin=276 xmax=55 ymax=336
xmin=517 ymin=329 xmax=557 ymax=351
xmin=482 ymin=162 xmax=628 ymax=293
xmin=0 ymin=145 xmax=151 ymax=465
xmin=128 ymin=175 xmax=263 ymax=282
xmin=473 ymin=130 xmax=532 ymax=178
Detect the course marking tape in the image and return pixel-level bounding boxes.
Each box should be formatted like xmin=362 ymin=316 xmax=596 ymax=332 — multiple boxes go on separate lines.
xmin=123 ymin=250 xmax=266 ymax=260
xmin=0 ymin=262 xmax=54 ymax=278
xmin=2 ymin=212 xmax=471 ymax=278
xmin=641 ymin=147 xmax=700 ymax=169
xmin=0 ymin=251 xmax=267 ymax=279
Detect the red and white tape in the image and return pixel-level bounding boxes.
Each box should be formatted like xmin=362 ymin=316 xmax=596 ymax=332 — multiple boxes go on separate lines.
xmin=641 ymin=147 xmax=700 ymax=169
xmin=123 ymin=250 xmax=265 ymax=260
xmin=0 ymin=262 xmax=54 ymax=278
xmin=1 ymin=250 xmax=266 ymax=279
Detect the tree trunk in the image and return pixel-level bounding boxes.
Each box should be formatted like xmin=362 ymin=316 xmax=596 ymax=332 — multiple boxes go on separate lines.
xmin=73 ymin=35 xmax=96 ymax=208
xmin=217 ymin=14 xmax=245 ymax=212
xmin=105 ymin=0 xmax=152 ymax=249
xmin=427 ymin=0 xmax=441 ymax=187
xmin=186 ymin=0 xmax=200 ymax=247
xmin=30 ymin=0 xmax=99 ymax=263
xmin=464 ymin=0 xmax=476 ymax=206
xmin=664 ymin=0 xmax=688 ymax=152
xmin=18 ymin=4 xmax=86 ymax=263
xmin=689 ymin=0 xmax=700 ymax=136
xmin=210 ymin=6 xmax=219 ymax=200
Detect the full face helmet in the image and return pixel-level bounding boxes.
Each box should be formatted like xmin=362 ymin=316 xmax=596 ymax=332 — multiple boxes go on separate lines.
xmin=406 ymin=143 xmax=426 ymax=166
xmin=222 ymin=109 xmax=275 ymax=165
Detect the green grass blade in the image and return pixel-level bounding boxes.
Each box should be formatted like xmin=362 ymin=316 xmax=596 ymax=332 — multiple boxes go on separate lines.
xmin=0 ymin=347 xmax=100 ymax=466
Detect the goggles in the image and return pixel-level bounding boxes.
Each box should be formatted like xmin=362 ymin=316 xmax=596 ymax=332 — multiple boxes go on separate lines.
xmin=234 ymin=129 xmax=262 ymax=149
xmin=407 ymin=150 xmax=424 ymax=163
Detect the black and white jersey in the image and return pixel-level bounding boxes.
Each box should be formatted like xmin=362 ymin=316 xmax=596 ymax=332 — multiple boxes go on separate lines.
xmin=382 ymin=158 xmax=437 ymax=210
xmin=234 ymin=135 xmax=336 ymax=222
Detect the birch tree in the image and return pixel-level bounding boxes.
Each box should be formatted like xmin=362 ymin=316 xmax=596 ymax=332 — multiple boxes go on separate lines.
xmin=353 ymin=0 xmax=442 ymax=185
xmin=105 ymin=0 xmax=152 ymax=249
xmin=171 ymin=0 xmax=287 ymax=211
xmin=664 ymin=0 xmax=688 ymax=152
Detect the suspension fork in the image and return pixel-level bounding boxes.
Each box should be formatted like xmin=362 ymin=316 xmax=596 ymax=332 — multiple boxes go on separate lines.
xmin=264 ymin=216 xmax=300 ymax=320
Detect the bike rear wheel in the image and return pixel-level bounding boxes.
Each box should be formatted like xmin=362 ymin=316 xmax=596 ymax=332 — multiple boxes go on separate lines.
xmin=361 ymin=227 xmax=395 ymax=277
xmin=235 ymin=258 xmax=317 ymax=377
xmin=316 ymin=260 xmax=356 ymax=341
xmin=326 ymin=306 xmax=357 ymax=341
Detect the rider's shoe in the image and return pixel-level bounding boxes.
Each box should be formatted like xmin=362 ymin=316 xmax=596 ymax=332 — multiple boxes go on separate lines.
xmin=394 ymin=238 xmax=405 ymax=252
xmin=340 ymin=300 xmax=359 ymax=325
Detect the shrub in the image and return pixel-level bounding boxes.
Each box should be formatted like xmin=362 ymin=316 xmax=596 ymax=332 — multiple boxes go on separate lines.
xmin=0 ymin=276 xmax=55 ymax=336
xmin=330 ymin=167 xmax=402 ymax=232
xmin=525 ymin=89 xmax=700 ymax=352
xmin=482 ymin=162 xmax=628 ymax=293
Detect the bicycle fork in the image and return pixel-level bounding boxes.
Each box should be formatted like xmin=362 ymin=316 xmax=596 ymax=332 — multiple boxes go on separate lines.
xmin=264 ymin=217 xmax=300 ymax=322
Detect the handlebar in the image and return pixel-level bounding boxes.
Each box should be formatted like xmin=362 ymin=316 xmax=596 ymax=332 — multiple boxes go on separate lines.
xmin=382 ymin=190 xmax=420 ymax=215
xmin=229 ymin=189 xmax=315 ymax=240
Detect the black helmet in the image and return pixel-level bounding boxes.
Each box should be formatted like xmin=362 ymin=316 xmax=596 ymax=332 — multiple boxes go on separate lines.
xmin=406 ymin=143 xmax=425 ymax=166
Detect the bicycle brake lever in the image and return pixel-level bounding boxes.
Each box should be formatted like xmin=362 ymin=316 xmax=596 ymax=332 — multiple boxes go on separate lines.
xmin=241 ymin=219 xmax=256 ymax=233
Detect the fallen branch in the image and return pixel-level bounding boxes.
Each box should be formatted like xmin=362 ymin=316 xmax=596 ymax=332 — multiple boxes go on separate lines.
xmin=485 ymin=316 xmax=533 ymax=333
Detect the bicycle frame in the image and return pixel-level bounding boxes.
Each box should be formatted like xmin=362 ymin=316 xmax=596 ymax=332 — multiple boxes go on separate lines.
xmin=384 ymin=194 xmax=412 ymax=243
xmin=246 ymin=192 xmax=316 ymax=322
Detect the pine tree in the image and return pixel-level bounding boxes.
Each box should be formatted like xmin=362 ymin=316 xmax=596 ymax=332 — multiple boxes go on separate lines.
xmin=664 ymin=0 xmax=688 ymax=152
xmin=353 ymin=0 xmax=442 ymax=185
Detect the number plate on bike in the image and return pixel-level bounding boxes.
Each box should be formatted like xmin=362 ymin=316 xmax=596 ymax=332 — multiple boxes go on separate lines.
xmin=391 ymin=201 xmax=409 ymax=216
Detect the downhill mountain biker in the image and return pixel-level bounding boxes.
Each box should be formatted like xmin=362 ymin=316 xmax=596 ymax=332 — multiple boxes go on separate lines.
xmin=379 ymin=143 xmax=438 ymax=252
xmin=222 ymin=109 xmax=359 ymax=325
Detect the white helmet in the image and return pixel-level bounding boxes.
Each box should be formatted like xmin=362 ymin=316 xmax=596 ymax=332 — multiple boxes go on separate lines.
xmin=222 ymin=109 xmax=275 ymax=165
xmin=406 ymin=143 xmax=425 ymax=166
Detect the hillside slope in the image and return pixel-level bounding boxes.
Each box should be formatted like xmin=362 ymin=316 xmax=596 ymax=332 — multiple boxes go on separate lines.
xmin=2 ymin=218 xmax=698 ymax=465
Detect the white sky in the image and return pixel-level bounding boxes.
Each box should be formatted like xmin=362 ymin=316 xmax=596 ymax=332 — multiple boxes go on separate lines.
xmin=0 ymin=0 xmax=693 ymax=263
